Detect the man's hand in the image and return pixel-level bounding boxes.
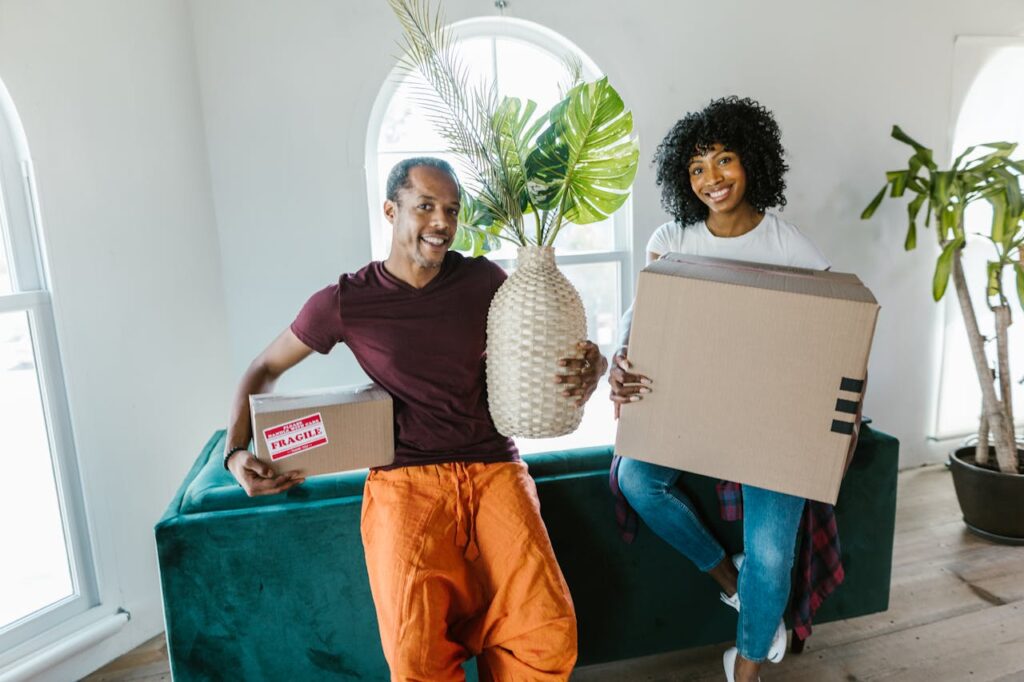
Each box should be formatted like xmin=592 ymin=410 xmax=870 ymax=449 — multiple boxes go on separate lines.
xmin=554 ymin=341 xmax=609 ymax=407
xmin=227 ymin=449 xmax=305 ymax=497
xmin=608 ymin=346 xmax=652 ymax=419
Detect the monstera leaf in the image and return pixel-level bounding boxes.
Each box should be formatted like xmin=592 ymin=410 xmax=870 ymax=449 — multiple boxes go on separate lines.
xmin=525 ymin=77 xmax=639 ymax=239
xmin=493 ymin=97 xmax=546 ymax=204
xmin=453 ymin=191 xmax=501 ymax=257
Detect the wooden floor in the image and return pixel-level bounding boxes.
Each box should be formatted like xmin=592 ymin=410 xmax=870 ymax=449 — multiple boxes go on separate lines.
xmin=83 ymin=464 xmax=1024 ymax=682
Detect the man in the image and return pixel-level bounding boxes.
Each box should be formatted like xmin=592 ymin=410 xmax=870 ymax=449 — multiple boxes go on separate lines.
xmin=223 ymin=157 xmax=607 ymax=681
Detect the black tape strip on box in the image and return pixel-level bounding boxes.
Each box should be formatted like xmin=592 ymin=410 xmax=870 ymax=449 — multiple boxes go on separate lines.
xmin=831 ymin=419 xmax=855 ymax=435
xmin=840 ymin=377 xmax=865 ymax=393
xmin=835 ymin=398 xmax=859 ymax=414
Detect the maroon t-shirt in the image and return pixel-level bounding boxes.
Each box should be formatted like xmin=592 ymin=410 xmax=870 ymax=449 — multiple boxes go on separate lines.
xmin=290 ymin=251 xmax=518 ymax=468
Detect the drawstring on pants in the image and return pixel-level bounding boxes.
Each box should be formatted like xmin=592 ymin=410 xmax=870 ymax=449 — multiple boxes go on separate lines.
xmin=451 ymin=463 xmax=480 ymax=561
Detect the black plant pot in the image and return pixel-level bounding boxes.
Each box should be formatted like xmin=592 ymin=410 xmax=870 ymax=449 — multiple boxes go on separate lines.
xmin=948 ymin=446 xmax=1024 ymax=545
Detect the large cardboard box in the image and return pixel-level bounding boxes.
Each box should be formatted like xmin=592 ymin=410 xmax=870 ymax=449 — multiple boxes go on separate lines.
xmin=250 ymin=383 xmax=394 ymax=476
xmin=615 ymin=254 xmax=879 ymax=504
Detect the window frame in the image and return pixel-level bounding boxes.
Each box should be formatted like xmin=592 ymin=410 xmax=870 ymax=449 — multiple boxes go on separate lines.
xmin=364 ymin=17 xmax=633 ymax=452
xmin=930 ymin=36 xmax=1024 ymax=441
xmin=0 ymin=77 xmax=100 ymax=659
xmin=364 ymin=16 xmax=634 ymax=309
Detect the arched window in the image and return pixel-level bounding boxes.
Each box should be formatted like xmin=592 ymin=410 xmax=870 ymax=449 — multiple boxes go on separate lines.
xmin=0 ymin=78 xmax=97 ymax=656
xmin=934 ymin=38 xmax=1024 ymax=438
xmin=366 ymin=17 xmax=631 ymax=452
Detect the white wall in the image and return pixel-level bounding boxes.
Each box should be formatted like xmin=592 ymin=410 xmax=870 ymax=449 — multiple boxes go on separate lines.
xmin=0 ymin=1 xmax=229 ymax=679
xmin=2 ymin=0 xmax=1024 ymax=677
xmin=190 ymin=0 xmax=1024 ymax=467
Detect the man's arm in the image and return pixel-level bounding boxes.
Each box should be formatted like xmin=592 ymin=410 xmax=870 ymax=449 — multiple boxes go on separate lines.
xmin=225 ymin=328 xmax=315 ymax=496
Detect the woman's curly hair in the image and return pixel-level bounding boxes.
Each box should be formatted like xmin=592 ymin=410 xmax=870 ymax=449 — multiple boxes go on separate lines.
xmin=654 ymin=96 xmax=788 ymax=226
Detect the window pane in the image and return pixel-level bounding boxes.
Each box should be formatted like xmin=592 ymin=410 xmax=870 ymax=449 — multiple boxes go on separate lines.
xmin=375 ymin=35 xmax=622 ymax=260
xmin=0 ymin=311 xmax=73 ymax=629
xmin=561 ymin=261 xmax=621 ymax=354
xmin=552 ymin=219 xmax=615 ymax=254
xmin=515 ymin=389 xmax=615 ymax=455
xmin=494 ymin=38 xmax=570 ymax=113
xmin=378 ymin=37 xmax=495 ymax=154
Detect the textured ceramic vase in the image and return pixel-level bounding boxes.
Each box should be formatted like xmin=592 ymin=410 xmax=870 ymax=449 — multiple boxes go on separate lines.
xmin=486 ymin=245 xmax=587 ymax=437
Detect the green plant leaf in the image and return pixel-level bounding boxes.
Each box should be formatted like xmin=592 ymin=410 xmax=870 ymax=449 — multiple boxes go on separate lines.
xmin=905 ymin=193 xmax=925 ymax=250
xmin=938 ymin=204 xmax=956 ymax=242
xmin=454 ymin=192 xmax=499 ymax=256
xmin=988 ymin=192 xmax=1007 ymax=244
xmin=1016 ymin=262 xmax=1024 ymax=310
xmin=904 ymin=221 xmax=917 ymax=251
xmin=987 ymin=261 xmax=1002 ymax=298
xmin=891 ymin=125 xmax=937 ymax=170
xmin=861 ymin=184 xmax=888 ymax=219
xmin=979 ymin=141 xmax=1016 ymax=154
xmin=451 ymin=227 xmax=472 ymax=252
xmin=458 ymin=191 xmax=494 ymax=228
xmin=951 ymin=144 xmax=978 ymax=171
xmin=933 ymin=240 xmax=959 ymax=301
xmin=525 ymin=77 xmax=640 ymax=234
xmin=388 ymin=0 xmax=532 ymax=245
xmin=930 ymin=170 xmax=955 ymax=209
xmin=492 ymin=96 xmax=545 ymax=212
xmin=887 ymin=170 xmax=909 ymax=197
xmin=992 ymin=166 xmax=1023 ymax=217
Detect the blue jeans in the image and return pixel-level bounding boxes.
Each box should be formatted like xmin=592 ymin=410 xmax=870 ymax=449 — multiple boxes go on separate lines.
xmin=617 ymin=457 xmax=805 ymax=662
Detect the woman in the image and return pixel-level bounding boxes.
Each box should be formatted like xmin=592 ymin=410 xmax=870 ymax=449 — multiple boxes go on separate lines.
xmin=609 ymin=96 xmax=830 ymax=682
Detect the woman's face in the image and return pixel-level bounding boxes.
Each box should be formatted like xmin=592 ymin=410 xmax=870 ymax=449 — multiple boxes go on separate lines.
xmin=688 ymin=143 xmax=749 ymax=216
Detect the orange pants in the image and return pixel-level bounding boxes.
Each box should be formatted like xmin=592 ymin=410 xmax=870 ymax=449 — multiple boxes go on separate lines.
xmin=361 ymin=461 xmax=577 ymax=681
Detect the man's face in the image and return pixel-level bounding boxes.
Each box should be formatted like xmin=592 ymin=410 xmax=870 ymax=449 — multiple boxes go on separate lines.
xmin=384 ymin=166 xmax=460 ymax=271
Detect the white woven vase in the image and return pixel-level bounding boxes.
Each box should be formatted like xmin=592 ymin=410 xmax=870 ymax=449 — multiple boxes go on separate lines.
xmin=487 ymin=245 xmax=587 ymax=438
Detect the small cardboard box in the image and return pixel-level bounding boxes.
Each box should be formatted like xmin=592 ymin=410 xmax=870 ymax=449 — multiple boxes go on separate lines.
xmin=615 ymin=254 xmax=880 ymax=504
xmin=250 ymin=383 xmax=394 ymax=476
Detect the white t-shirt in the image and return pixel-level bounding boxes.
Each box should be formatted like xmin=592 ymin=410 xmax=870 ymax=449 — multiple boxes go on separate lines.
xmin=646 ymin=212 xmax=830 ymax=270
xmin=619 ymin=212 xmax=830 ymax=346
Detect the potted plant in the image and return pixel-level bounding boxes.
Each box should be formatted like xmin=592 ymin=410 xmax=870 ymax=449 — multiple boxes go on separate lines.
xmin=861 ymin=126 xmax=1024 ymax=542
xmin=388 ymin=0 xmax=639 ymax=437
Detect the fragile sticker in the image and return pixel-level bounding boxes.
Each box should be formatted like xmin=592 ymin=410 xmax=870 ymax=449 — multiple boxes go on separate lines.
xmin=263 ymin=413 xmax=328 ymax=461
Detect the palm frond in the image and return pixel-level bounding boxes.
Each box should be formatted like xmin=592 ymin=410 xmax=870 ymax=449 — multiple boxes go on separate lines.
xmin=558 ymin=53 xmax=584 ymax=98
xmin=387 ymin=0 xmax=637 ymax=250
xmin=387 ymin=0 xmax=526 ymax=241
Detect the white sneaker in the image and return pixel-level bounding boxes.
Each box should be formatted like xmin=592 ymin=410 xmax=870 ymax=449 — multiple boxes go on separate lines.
xmin=723 ymin=646 xmax=761 ymax=682
xmin=718 ymin=553 xmax=787 ymax=663
xmin=719 ymin=553 xmax=745 ymax=610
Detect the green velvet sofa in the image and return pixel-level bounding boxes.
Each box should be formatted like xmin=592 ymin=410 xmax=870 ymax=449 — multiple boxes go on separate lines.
xmin=155 ymin=424 xmax=898 ymax=680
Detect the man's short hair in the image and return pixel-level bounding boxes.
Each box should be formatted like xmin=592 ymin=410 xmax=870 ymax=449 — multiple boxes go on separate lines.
xmin=385 ymin=157 xmax=461 ymax=202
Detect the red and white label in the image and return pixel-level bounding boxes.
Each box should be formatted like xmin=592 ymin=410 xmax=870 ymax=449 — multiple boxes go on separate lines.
xmin=263 ymin=413 xmax=328 ymax=461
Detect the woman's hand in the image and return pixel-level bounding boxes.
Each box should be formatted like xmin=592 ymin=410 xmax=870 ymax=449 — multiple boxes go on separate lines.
xmin=608 ymin=347 xmax=652 ymax=419
xmin=555 ymin=341 xmax=609 ymax=407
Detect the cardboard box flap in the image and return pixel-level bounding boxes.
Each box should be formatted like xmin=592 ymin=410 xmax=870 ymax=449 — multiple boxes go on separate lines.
xmin=653 ymin=253 xmax=878 ymax=305
xmin=250 ymin=383 xmax=391 ymax=414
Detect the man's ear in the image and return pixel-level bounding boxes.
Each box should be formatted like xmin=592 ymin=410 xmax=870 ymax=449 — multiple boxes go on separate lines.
xmin=383 ymin=199 xmax=396 ymax=225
